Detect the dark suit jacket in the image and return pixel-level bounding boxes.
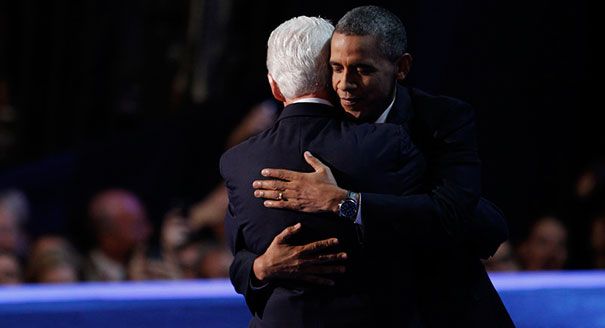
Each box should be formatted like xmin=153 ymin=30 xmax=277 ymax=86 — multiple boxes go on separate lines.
xmin=220 ymin=102 xmax=425 ymax=327
xmin=227 ymin=86 xmax=513 ymax=327
xmin=367 ymin=85 xmax=513 ymax=327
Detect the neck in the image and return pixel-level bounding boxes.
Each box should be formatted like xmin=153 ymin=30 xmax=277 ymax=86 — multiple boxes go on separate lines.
xmin=284 ymin=90 xmax=332 ymax=106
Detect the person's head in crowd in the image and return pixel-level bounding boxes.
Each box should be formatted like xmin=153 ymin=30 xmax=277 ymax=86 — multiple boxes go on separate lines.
xmin=590 ymin=213 xmax=605 ymax=268
xmin=88 ymin=189 xmax=151 ymax=264
xmin=26 ymin=235 xmax=81 ymax=283
xmin=518 ymin=215 xmax=568 ymax=270
xmin=0 ymin=189 xmax=29 ymax=256
xmin=331 ymin=5 xmax=412 ymax=122
xmin=266 ymin=16 xmax=334 ymax=103
xmin=0 ymin=251 xmax=21 ymax=285
xmin=575 ymin=160 xmax=605 ymax=201
xmin=482 ymin=241 xmax=520 ymax=272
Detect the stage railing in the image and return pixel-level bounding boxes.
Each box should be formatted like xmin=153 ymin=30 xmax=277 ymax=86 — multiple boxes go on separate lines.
xmin=1 ymin=271 xmax=604 ymax=327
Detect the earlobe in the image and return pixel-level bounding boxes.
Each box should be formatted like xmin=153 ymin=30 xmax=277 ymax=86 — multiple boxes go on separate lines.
xmin=396 ymin=53 xmax=413 ymax=81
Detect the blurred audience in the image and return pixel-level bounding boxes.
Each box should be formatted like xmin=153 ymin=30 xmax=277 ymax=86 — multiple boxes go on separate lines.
xmin=197 ymin=241 xmax=231 ymax=278
xmin=589 ymin=213 xmax=605 ymax=269
xmin=84 ymin=189 xmax=152 ymax=281
xmin=188 ymin=184 xmax=228 ymax=241
xmin=517 ymin=216 xmax=568 ymax=270
xmin=0 ymin=251 xmax=21 ymax=285
xmin=26 ymin=235 xmax=81 ymax=284
xmin=3 ymin=97 xmax=605 ymax=289
xmin=575 ymin=161 xmax=605 ymax=202
xmin=0 ymin=190 xmax=29 ymax=259
xmin=187 ymin=99 xmax=279 ymax=241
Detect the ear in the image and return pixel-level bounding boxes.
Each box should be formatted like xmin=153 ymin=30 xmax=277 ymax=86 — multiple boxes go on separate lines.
xmin=395 ymin=53 xmax=413 ymax=81
xmin=268 ymin=74 xmax=286 ymax=102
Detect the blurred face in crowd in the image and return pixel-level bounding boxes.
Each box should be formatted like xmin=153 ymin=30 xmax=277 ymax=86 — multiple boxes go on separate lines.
xmin=0 ymin=253 xmax=20 ymax=285
xmin=27 ymin=236 xmax=80 ymax=284
xmin=519 ymin=216 xmax=568 ymax=270
xmin=591 ymin=217 xmax=605 ymax=253
xmin=110 ymin=195 xmax=151 ymax=250
xmin=0 ymin=207 xmax=19 ymax=253
xmin=91 ymin=190 xmax=151 ymax=260
xmin=330 ymin=33 xmax=408 ymax=122
xmin=108 ymin=195 xmax=151 ymax=253
xmin=38 ymin=264 xmax=78 ymax=284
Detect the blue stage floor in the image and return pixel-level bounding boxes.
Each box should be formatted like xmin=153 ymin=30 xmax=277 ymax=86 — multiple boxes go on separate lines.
xmin=1 ymin=271 xmax=604 ymax=327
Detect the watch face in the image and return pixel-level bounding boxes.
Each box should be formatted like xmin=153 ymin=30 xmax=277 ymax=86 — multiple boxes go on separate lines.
xmin=339 ymin=199 xmax=357 ymax=219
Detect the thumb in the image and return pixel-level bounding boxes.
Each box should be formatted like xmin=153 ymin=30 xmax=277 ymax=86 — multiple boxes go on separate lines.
xmin=276 ymin=222 xmax=302 ymax=243
xmin=304 ymin=151 xmax=327 ymax=173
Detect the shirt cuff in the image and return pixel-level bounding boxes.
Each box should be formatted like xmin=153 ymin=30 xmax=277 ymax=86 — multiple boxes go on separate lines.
xmin=354 ymin=193 xmax=363 ymax=225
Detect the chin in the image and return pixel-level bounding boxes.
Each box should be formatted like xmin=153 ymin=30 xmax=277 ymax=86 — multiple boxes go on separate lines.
xmin=341 ymin=105 xmax=361 ymax=116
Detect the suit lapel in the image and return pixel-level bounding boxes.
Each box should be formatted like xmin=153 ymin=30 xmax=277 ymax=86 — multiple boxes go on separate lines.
xmin=386 ymin=85 xmax=413 ymax=125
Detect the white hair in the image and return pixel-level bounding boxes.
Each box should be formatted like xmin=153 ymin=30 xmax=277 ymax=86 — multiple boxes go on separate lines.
xmin=266 ymin=16 xmax=334 ymax=100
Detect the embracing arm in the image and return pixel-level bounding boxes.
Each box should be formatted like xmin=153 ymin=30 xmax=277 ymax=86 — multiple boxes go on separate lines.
xmin=225 ymin=205 xmax=347 ymax=315
xmin=253 ymin=117 xmax=507 ymax=258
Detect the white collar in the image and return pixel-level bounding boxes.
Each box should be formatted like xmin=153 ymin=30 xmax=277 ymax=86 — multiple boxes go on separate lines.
xmin=90 ymin=249 xmax=127 ymax=281
xmin=291 ymin=97 xmax=334 ymax=107
xmin=375 ymin=92 xmax=397 ymax=123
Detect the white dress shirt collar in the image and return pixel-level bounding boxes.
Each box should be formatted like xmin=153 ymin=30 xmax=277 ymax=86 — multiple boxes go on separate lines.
xmin=291 ymin=97 xmax=334 ymax=107
xmin=375 ymin=92 xmax=397 ymax=123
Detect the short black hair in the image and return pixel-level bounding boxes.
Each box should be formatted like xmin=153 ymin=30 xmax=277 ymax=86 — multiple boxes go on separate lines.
xmin=335 ymin=5 xmax=407 ymax=61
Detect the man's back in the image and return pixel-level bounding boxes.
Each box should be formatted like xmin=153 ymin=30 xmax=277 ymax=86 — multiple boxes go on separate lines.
xmin=220 ymin=102 xmax=425 ymax=327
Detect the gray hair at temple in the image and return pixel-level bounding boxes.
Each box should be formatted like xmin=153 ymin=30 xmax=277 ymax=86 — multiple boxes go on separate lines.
xmin=266 ymin=16 xmax=334 ymax=100
xmin=335 ymin=5 xmax=407 ymax=61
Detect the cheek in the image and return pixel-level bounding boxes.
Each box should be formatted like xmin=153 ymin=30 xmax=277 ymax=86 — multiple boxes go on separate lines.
xmin=332 ymin=73 xmax=343 ymax=90
xmin=363 ymin=78 xmax=385 ymax=97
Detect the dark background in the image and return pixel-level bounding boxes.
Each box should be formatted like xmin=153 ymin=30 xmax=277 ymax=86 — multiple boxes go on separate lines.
xmin=0 ymin=1 xmax=599 ymax=256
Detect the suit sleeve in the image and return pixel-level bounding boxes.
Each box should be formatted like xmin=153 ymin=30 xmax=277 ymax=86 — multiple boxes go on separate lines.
xmin=225 ymin=202 xmax=271 ymax=316
xmin=220 ymin=154 xmax=271 ymax=316
xmin=362 ymin=101 xmax=507 ymax=257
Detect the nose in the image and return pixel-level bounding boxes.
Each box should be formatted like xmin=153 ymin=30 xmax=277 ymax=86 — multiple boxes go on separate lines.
xmin=338 ymin=68 xmax=357 ymax=92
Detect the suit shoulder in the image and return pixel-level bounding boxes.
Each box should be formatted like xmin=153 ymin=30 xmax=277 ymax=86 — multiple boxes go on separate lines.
xmin=219 ymin=133 xmax=259 ymax=179
xmin=411 ymin=88 xmax=475 ymax=121
xmin=410 ymin=88 xmax=476 ymax=138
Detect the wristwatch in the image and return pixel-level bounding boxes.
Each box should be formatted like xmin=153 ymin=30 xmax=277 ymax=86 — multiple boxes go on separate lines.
xmin=338 ymin=191 xmax=360 ymax=221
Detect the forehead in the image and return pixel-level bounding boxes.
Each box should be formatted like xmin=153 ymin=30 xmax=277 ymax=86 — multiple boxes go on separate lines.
xmin=330 ymin=33 xmax=384 ymax=62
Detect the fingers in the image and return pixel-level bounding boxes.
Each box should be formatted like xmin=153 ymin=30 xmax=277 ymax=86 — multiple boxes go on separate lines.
xmin=261 ymin=168 xmax=300 ymax=181
xmin=303 ymin=151 xmax=327 ymax=173
xmin=254 ymin=189 xmax=288 ymax=200
xmin=300 ymin=238 xmax=339 ymax=255
xmin=253 ymin=179 xmax=288 ymax=191
xmin=313 ymin=252 xmax=348 ymax=264
xmin=263 ymin=199 xmax=302 ymax=211
xmin=296 ymin=252 xmax=348 ymax=267
xmin=275 ymin=222 xmax=302 ymax=243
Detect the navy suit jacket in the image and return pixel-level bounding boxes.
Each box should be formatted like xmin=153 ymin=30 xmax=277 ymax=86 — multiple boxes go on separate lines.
xmin=363 ymin=85 xmax=514 ymax=327
xmin=225 ymin=86 xmax=513 ymax=327
xmin=220 ymin=102 xmax=425 ymax=327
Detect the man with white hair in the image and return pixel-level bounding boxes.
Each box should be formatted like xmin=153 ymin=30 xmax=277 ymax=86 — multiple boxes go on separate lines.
xmin=220 ymin=16 xmax=425 ymax=327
